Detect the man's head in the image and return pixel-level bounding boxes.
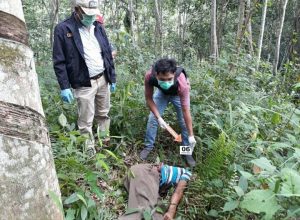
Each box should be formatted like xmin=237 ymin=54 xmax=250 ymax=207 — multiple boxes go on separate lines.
xmin=75 ymin=0 xmax=100 ymax=27
xmin=154 ymin=58 xmax=177 ymax=81
xmin=75 ymin=0 xmax=100 ymax=15
xmin=154 ymin=58 xmax=177 ymax=90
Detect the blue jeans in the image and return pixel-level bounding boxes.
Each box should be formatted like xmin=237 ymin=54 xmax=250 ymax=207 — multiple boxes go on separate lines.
xmin=144 ymin=90 xmax=189 ymax=149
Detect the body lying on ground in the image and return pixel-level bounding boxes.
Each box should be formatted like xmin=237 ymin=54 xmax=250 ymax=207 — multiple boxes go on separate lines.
xmin=119 ymin=163 xmax=192 ymax=220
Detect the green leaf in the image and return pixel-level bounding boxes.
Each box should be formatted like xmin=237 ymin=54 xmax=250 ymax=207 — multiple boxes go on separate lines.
xmin=125 ymin=208 xmax=140 ymax=215
xmin=251 ymin=157 xmax=276 ymax=173
xmin=65 ymin=208 xmax=76 ymax=220
xmin=293 ymin=148 xmax=300 ymax=160
xmin=234 ymin=186 xmax=244 ymax=197
xmin=96 ymin=153 xmax=107 ymax=159
xmin=238 ymin=176 xmax=248 ymax=192
xmin=286 ymin=134 xmax=297 ymax=144
xmin=279 ymin=168 xmax=300 ymax=197
xmin=143 ymin=208 xmax=152 ymax=220
xmin=155 ymin=206 xmax=164 ymax=214
xmin=98 ymin=160 xmax=110 ymax=172
xmin=87 ymin=198 xmax=96 ymax=208
xmin=90 ymin=183 xmax=103 ymax=198
xmin=77 ymin=194 xmax=87 ymax=207
xmin=81 ymin=205 xmax=87 ymax=220
xmin=64 ymin=193 xmax=79 ymax=205
xmin=48 ymin=190 xmax=64 ymax=215
xmin=270 ymin=142 xmax=291 ymax=150
xmin=58 ymin=113 xmax=67 ymax=127
xmin=240 ymin=190 xmax=281 ymax=219
xmin=239 ymin=170 xmax=253 ymax=179
xmin=293 ymin=82 xmax=300 ymax=89
xmin=208 ymin=209 xmax=218 ymax=217
xmin=104 ymin=149 xmax=119 ymax=160
xmin=223 ymin=200 xmax=239 ymax=212
xmin=271 ymin=113 xmax=281 ymax=125
xmin=155 ymin=156 xmax=160 ymax=164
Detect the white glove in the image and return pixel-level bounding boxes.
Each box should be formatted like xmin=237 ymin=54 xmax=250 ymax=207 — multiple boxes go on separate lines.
xmin=157 ymin=117 xmax=168 ymax=129
xmin=188 ymin=136 xmax=196 ymax=150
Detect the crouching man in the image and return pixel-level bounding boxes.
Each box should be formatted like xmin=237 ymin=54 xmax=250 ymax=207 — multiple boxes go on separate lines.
xmin=119 ymin=163 xmax=191 ymax=220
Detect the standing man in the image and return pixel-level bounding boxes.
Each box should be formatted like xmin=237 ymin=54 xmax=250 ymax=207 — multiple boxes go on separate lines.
xmin=140 ymin=58 xmax=197 ymax=167
xmin=53 ymin=0 xmax=116 ymax=156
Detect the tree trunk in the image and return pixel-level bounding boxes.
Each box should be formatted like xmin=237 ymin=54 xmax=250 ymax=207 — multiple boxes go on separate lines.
xmin=210 ymin=0 xmax=218 ymax=61
xmin=154 ymin=0 xmax=162 ymax=56
xmin=129 ymin=0 xmax=135 ymax=43
xmin=0 ymin=0 xmax=63 ymax=219
xmin=217 ymin=0 xmax=229 ymax=52
xmin=50 ymin=0 xmax=59 ymax=48
xmin=290 ymin=0 xmax=300 ymax=62
xmin=236 ymin=0 xmax=245 ymax=49
xmin=246 ymin=0 xmax=254 ymax=55
xmin=273 ymin=0 xmax=289 ymax=75
xmin=257 ymin=0 xmax=268 ymax=69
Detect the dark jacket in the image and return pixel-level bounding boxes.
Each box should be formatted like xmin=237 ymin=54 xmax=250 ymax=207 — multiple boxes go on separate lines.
xmin=148 ymin=67 xmax=187 ymax=95
xmin=53 ymin=13 xmax=116 ymax=90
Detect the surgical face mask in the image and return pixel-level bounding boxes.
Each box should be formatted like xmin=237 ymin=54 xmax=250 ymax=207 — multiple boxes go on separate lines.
xmin=81 ymin=14 xmax=96 ymax=27
xmin=158 ymin=79 xmax=174 ymax=90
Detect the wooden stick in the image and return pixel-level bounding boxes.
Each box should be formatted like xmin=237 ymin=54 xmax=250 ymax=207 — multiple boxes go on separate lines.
xmin=165 ymin=124 xmax=182 ymax=142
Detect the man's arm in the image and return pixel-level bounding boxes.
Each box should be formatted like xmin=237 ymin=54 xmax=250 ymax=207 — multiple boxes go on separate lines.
xmin=163 ymin=180 xmax=187 ymax=220
xmin=53 ymin=25 xmax=70 ymax=90
xmin=145 ymin=73 xmax=160 ymax=118
xmin=182 ymin=105 xmax=193 ymax=136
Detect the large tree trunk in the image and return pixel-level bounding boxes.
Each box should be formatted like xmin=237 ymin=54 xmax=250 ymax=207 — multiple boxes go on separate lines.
xmin=257 ymin=0 xmax=268 ymax=69
xmin=210 ymin=0 xmax=218 ymax=61
xmin=0 ymin=0 xmax=63 ymax=219
xmin=273 ymin=0 xmax=289 ymax=75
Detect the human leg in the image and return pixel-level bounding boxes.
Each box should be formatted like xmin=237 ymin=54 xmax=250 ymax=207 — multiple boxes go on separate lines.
xmin=170 ymin=96 xmax=196 ymax=167
xmin=74 ymin=80 xmax=98 ymax=155
xmin=140 ymin=90 xmax=169 ymax=160
xmin=94 ymin=76 xmax=110 ymax=137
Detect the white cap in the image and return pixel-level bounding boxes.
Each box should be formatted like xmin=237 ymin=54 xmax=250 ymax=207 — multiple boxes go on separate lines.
xmin=76 ymin=0 xmax=100 ymax=15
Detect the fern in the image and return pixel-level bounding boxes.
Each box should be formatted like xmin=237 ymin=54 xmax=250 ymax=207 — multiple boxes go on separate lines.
xmin=197 ymin=132 xmax=236 ymax=179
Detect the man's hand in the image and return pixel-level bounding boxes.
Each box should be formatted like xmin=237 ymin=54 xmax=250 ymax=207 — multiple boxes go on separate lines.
xmin=110 ymin=83 xmax=116 ymax=93
xmin=60 ymin=89 xmax=74 ymax=103
xmin=188 ymin=136 xmax=196 ymax=150
xmin=158 ymin=117 xmax=168 ymax=129
xmin=163 ymin=211 xmax=175 ymax=220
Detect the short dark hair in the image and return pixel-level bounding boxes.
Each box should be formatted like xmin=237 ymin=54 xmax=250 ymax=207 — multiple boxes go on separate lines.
xmin=154 ymin=58 xmax=177 ymax=75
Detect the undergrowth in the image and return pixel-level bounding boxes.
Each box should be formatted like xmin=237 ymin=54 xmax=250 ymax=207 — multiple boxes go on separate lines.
xmin=38 ymin=50 xmax=300 ymax=219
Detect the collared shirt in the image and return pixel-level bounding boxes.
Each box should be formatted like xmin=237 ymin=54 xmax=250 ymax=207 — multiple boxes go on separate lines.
xmin=79 ymin=24 xmax=105 ymax=78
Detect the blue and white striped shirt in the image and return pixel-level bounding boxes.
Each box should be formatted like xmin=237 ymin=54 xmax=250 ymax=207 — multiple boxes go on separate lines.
xmin=160 ymin=165 xmax=192 ymax=187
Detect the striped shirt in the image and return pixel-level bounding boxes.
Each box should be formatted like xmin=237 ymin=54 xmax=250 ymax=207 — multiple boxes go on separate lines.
xmin=160 ymin=165 xmax=192 ymax=187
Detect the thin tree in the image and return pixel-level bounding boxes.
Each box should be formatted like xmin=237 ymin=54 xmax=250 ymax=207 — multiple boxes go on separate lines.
xmin=154 ymin=0 xmax=163 ymax=56
xmin=217 ymin=0 xmax=229 ymax=51
xmin=0 ymin=0 xmax=63 ymax=218
xmin=273 ymin=0 xmax=289 ymax=75
xmin=211 ymin=0 xmax=219 ymax=61
xmin=236 ymin=0 xmax=245 ymax=49
xmin=246 ymin=0 xmax=254 ymax=55
xmin=257 ymin=0 xmax=268 ymax=69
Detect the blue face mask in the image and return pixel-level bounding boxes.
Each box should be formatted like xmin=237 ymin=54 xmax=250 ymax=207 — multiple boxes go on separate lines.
xmin=81 ymin=14 xmax=96 ymax=27
xmin=158 ymin=79 xmax=174 ymax=90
